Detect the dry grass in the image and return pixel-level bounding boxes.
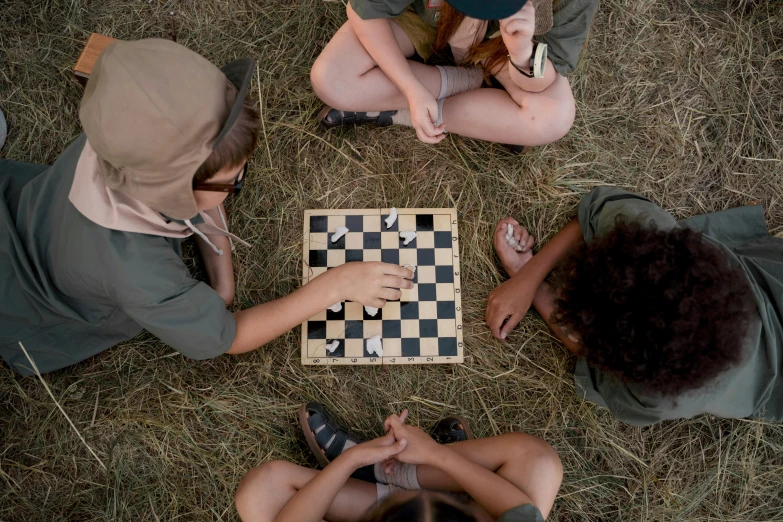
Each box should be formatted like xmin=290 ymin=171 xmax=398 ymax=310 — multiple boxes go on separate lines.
xmin=1 ymin=0 xmax=783 ymax=520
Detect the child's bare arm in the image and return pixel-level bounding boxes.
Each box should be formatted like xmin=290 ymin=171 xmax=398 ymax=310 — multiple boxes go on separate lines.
xmin=486 ymin=218 xmax=583 ymax=339
xmin=385 ymin=415 xmax=537 ymax=519
xmin=533 ymin=283 xmax=581 ymax=354
xmin=195 ymin=204 xmax=236 ymax=306
xmin=346 ymin=3 xmax=445 ymax=143
xmin=227 ymin=263 xmax=413 ymax=354
xmin=273 ymin=433 xmax=406 ymax=522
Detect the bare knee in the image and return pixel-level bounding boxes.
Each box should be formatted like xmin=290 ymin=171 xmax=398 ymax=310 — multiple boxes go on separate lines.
xmin=235 ymin=460 xmax=291 ymax=521
xmin=507 ymin=433 xmax=564 ymax=495
xmin=550 ymin=93 xmax=576 ymax=141
xmin=310 ymin=54 xmax=337 ymax=106
xmin=510 ymin=95 xmax=574 ymax=146
xmin=504 ymin=77 xmax=575 ymax=146
xmin=311 ymin=51 xmax=359 ymax=110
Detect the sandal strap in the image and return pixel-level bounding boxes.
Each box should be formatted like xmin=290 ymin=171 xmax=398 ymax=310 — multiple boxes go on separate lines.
xmin=305 ymin=403 xmax=362 ymax=461
xmin=431 ymin=416 xmax=471 ymax=444
xmin=314 ymin=422 xmax=337 ymax=448
xmin=375 ymin=110 xmax=397 ymax=127
xmin=441 ymin=429 xmax=468 ymax=442
xmin=307 ymin=411 xmax=328 ymax=431
xmin=340 ymin=111 xmax=363 ymax=125
xmin=324 ymin=429 xmax=350 ymax=461
xmin=306 ymin=407 xmax=340 ymax=450
xmin=320 ymin=109 xmax=397 ymax=128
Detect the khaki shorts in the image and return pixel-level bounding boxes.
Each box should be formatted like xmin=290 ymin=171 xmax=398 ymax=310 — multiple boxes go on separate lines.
xmin=394 ymin=7 xmax=437 ymax=62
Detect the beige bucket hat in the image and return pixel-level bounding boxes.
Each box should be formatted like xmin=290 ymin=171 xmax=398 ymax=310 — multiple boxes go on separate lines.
xmin=79 ymin=39 xmax=255 ymax=220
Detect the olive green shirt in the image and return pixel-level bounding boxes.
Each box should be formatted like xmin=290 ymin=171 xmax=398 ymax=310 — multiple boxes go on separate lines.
xmin=349 ymin=0 xmax=598 ymax=74
xmin=0 ymin=135 xmax=236 ymax=376
xmin=574 ymin=187 xmax=783 ymax=425
xmin=497 ymin=504 xmax=545 ymax=522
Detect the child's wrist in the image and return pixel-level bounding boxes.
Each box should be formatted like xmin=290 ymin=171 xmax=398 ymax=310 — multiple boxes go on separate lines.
xmin=402 ymin=80 xmax=430 ymax=100
xmin=326 ymin=265 xmax=349 ymax=303
xmin=428 ymin=444 xmax=453 ymax=468
xmin=333 ymin=448 xmax=364 ymax=474
xmin=508 ymin=40 xmax=535 ymax=68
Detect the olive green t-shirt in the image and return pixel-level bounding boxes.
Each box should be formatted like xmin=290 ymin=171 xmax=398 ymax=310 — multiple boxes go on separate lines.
xmin=349 ymin=0 xmax=598 ymax=74
xmin=573 ymin=187 xmax=783 ymax=425
xmin=0 ymin=135 xmax=236 ymax=376
xmin=497 ymin=504 xmax=545 ymax=522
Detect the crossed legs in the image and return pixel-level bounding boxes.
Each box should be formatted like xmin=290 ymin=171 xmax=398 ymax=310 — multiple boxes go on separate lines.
xmin=311 ymin=20 xmax=575 ymax=146
xmin=235 ymin=432 xmax=562 ymax=522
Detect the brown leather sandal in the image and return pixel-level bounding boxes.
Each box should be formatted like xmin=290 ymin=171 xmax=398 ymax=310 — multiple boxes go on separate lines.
xmin=299 ymin=402 xmax=364 ymax=468
xmin=431 ymin=415 xmax=474 ymax=444
xmin=318 ymin=106 xmax=397 ymax=128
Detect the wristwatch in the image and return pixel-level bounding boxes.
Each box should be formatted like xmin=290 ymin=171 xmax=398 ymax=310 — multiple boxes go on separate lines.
xmin=508 ymin=42 xmax=548 ymax=79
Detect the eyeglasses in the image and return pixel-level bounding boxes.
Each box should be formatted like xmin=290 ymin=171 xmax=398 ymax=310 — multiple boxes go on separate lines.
xmin=192 ymin=162 xmax=247 ymax=194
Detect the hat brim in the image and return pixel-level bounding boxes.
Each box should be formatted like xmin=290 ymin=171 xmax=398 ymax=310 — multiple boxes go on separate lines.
xmin=213 ymin=57 xmax=256 ymax=148
xmin=446 ymin=0 xmax=527 ymax=20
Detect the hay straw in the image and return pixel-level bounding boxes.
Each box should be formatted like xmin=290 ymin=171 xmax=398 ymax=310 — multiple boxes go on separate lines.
xmin=1 ymin=0 xmax=782 ymax=520
xmin=17 ymin=343 xmax=106 ymax=470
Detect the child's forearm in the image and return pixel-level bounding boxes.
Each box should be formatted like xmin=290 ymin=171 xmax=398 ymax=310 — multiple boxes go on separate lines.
xmin=512 ymin=218 xmax=583 ymax=287
xmin=347 ymin=4 xmax=424 ymax=98
xmin=430 ymin=446 xmax=533 ymax=519
xmin=507 ymin=43 xmax=558 ymax=93
xmin=227 ymin=269 xmax=342 ymax=354
xmin=273 ymin=453 xmax=356 ymax=522
xmin=533 ymin=283 xmax=581 ymax=354
xmin=197 ymin=205 xmax=236 ymax=304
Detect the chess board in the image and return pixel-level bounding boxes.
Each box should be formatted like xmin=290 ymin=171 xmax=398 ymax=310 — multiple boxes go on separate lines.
xmin=301 ymin=208 xmax=464 ymax=365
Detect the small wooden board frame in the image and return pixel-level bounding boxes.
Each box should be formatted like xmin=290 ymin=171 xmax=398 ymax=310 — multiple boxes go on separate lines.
xmin=301 ymin=208 xmax=464 ymax=366
xmin=74 ymin=33 xmax=118 ymax=83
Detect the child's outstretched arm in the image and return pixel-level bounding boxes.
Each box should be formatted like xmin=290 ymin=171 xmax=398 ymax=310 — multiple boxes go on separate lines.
xmin=228 ymin=263 xmax=413 ymax=354
xmin=486 ymin=218 xmax=583 ymax=340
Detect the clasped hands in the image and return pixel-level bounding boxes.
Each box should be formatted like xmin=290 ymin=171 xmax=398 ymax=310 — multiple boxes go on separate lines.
xmin=343 ymin=409 xmax=445 ymax=471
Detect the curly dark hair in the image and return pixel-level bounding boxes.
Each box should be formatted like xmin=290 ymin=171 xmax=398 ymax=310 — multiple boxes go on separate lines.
xmin=553 ymin=220 xmax=757 ymax=396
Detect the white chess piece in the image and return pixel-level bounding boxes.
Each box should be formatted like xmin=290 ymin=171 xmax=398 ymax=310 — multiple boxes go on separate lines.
xmin=328 ymin=302 xmax=343 ymax=313
xmin=366 ymin=335 xmax=383 ymax=357
xmin=399 ymin=231 xmax=417 ymax=246
xmin=326 ymin=340 xmax=340 ymax=353
xmin=331 ymin=226 xmax=349 ymax=243
xmin=385 ymin=208 xmax=398 ymax=228
xmin=364 ymin=306 xmax=379 ymax=317
xmin=505 ymin=223 xmax=525 ymax=252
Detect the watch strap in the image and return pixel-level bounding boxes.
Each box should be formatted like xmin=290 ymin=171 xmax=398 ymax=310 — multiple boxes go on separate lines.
xmin=507 ymin=50 xmax=535 ymax=78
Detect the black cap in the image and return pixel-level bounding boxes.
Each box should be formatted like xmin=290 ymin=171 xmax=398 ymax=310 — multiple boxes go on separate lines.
xmin=446 ymin=0 xmax=527 ymax=20
xmin=214 ymin=57 xmax=256 ymax=149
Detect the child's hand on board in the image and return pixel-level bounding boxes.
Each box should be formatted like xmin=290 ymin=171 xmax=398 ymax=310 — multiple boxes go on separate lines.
xmin=335 ymin=262 xmax=414 ymax=308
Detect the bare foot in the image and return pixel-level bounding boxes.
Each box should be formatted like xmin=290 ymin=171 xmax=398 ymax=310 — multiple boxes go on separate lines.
xmin=493 ymin=217 xmax=535 ymax=277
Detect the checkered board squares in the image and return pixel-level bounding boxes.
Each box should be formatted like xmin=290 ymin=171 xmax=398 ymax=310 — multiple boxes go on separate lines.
xmin=302 ymin=208 xmax=463 ymax=365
